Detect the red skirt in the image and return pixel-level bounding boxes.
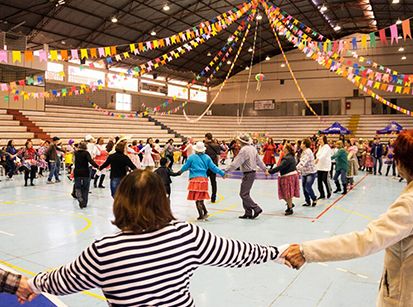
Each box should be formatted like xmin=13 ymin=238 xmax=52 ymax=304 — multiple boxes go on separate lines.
xmin=187 ymin=177 xmax=210 ymax=201
xmin=278 ymin=173 xmax=300 ymax=200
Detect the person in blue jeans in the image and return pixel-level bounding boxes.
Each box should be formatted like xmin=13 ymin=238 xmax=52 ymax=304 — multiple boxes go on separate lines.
xmin=371 ymin=138 xmax=384 ymax=175
xmin=296 ymin=139 xmax=318 ymax=207
xmin=46 ymin=137 xmax=62 ymax=183
xmin=5 ymin=140 xmax=17 ymax=179
xmin=99 ymin=140 xmax=136 ymax=198
xmin=332 ymin=141 xmax=349 ymax=195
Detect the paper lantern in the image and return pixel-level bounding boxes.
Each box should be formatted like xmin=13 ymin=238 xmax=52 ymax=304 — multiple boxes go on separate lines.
xmin=255 ymin=73 xmax=265 ymax=81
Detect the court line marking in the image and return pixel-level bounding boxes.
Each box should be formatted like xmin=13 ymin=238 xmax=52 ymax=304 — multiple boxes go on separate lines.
xmin=312 ymin=173 xmax=369 ymax=222
xmin=0 ymin=260 xmax=106 ymax=301
xmin=0 ymin=230 xmax=15 ymax=236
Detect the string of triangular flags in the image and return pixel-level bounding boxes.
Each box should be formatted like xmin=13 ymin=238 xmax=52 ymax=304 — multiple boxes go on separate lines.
xmin=264 ymin=1 xmax=413 ymax=117
xmin=1 ymin=1 xmax=252 ymax=66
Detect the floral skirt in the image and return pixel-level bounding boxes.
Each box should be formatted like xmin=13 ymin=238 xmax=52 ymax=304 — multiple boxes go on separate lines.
xmin=278 ymin=173 xmax=300 ymax=200
xmin=187 ymin=177 xmax=210 ymax=201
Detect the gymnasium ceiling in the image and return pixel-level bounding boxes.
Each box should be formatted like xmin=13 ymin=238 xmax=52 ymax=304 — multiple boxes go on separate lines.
xmin=0 ymin=0 xmax=412 ymax=86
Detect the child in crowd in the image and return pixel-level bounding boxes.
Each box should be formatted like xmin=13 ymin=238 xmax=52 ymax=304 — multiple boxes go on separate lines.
xmin=154 ymin=157 xmax=180 ymax=199
xmin=332 ymin=141 xmax=349 ymax=195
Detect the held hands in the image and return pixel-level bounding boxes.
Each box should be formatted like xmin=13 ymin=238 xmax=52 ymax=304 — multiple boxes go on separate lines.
xmin=16 ymin=276 xmax=37 ymax=304
xmin=280 ymin=244 xmax=306 ymax=270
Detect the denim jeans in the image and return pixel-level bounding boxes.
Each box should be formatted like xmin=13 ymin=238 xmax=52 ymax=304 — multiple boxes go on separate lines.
xmin=302 ymin=173 xmax=317 ymax=204
xmin=47 ymin=162 xmax=60 ymax=181
xmin=373 ymin=156 xmax=383 ymax=175
xmin=333 ymin=169 xmax=347 ymax=187
xmin=74 ymin=177 xmax=91 ymax=207
xmin=110 ymin=177 xmax=122 ymax=198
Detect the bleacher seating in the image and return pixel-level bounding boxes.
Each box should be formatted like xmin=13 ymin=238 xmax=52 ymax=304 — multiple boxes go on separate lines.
xmin=0 ymin=109 xmax=36 ymax=147
xmin=19 ymin=105 xmax=180 ymax=145
xmin=153 ymin=113 xmax=413 ymax=142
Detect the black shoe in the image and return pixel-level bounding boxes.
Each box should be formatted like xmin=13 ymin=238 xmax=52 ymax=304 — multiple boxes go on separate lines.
xmin=302 ymin=202 xmax=311 ymax=207
xmin=30 ymin=183 xmax=35 ymax=186
xmin=379 ymin=172 xmax=382 ymax=175
xmin=312 ymin=201 xmax=317 ymax=207
xmin=239 ymin=214 xmax=253 ymax=219
xmin=342 ymin=188 xmax=347 ymax=195
xmin=211 ymin=194 xmax=216 ymax=203
xmin=327 ymin=193 xmax=331 ymax=199
xmin=285 ymin=208 xmax=293 ymax=216
xmin=71 ymin=193 xmax=77 ymax=199
xmin=333 ymin=189 xmax=341 ymax=193
xmin=98 ymin=185 xmax=105 ymax=189
xmin=24 ymin=182 xmax=28 ymax=187
xmin=251 ymin=208 xmax=263 ymax=219
xmin=317 ymin=196 xmax=325 ymax=200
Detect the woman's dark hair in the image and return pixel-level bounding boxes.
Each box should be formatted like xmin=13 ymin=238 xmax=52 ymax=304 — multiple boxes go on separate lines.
xmin=322 ymin=135 xmax=328 ymax=145
xmin=155 ymin=139 xmax=160 ymax=144
xmin=112 ymin=170 xmax=175 ymax=233
xmin=96 ymin=137 xmax=103 ymax=145
xmin=132 ymin=140 xmax=138 ymax=146
xmin=168 ymin=138 xmax=173 ymax=143
xmin=115 ymin=141 xmax=127 ymax=153
xmin=268 ymin=138 xmax=274 ymax=145
xmin=284 ymin=143 xmax=295 ymax=155
xmin=25 ymin=140 xmax=32 ymax=148
xmin=78 ymin=141 xmax=88 ymax=151
xmin=146 ymin=138 xmax=152 ymax=144
xmin=7 ymin=140 xmax=13 ymax=147
xmin=302 ymin=138 xmax=311 ymax=148
xmin=393 ymin=130 xmax=413 ymax=175
xmin=106 ymin=140 xmax=115 ymax=152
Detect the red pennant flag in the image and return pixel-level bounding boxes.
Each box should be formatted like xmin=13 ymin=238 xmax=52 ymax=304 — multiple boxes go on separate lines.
xmin=402 ymin=19 xmax=412 ymax=40
xmin=379 ymin=29 xmax=387 ymax=45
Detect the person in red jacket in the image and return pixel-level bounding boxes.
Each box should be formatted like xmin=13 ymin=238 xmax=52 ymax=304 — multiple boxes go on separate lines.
xmin=262 ymin=138 xmax=276 ymax=168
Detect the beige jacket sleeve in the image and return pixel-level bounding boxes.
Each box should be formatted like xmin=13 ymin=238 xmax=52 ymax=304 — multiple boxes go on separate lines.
xmin=302 ymin=193 xmax=413 ymax=263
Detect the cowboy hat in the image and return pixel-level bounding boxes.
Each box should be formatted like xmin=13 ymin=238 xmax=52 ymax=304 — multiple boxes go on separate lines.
xmin=237 ymin=134 xmax=252 ymax=145
xmin=193 ymin=141 xmax=206 ymax=153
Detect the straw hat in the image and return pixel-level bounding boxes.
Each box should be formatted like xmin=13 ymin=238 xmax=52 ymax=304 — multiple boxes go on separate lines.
xmin=84 ymin=134 xmax=94 ymax=142
xmin=110 ymin=135 xmax=131 ymax=154
xmin=237 ymin=134 xmax=252 ymax=145
xmin=193 ymin=141 xmax=206 ymax=153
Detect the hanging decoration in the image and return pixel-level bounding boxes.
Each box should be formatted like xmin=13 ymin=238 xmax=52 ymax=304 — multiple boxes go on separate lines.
xmin=255 ymin=73 xmax=265 ymax=91
xmin=2 ymin=2 xmax=252 ymax=64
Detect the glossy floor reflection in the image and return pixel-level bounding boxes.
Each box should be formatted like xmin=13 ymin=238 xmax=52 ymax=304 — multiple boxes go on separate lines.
xmin=0 ymin=168 xmax=405 ymax=307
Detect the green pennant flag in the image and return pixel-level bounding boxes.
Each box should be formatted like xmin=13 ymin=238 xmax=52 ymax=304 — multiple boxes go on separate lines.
xmin=369 ymin=32 xmax=376 ymax=48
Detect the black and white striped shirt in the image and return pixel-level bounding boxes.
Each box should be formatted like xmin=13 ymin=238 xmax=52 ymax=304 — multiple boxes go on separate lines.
xmin=29 ymin=222 xmax=280 ymax=306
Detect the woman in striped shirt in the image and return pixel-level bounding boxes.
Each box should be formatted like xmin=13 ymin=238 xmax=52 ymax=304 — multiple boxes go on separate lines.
xmin=28 ymin=170 xmax=287 ymax=306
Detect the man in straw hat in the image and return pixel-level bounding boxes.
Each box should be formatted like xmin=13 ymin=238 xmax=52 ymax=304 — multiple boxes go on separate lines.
xmin=226 ymin=134 xmax=269 ymax=219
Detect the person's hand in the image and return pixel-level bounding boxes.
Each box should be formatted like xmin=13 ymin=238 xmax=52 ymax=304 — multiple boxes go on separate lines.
xmin=223 ymin=173 xmax=228 ymax=179
xmin=315 ymin=159 xmax=319 ymax=164
xmin=282 ymin=244 xmax=306 ymax=270
xmin=16 ymin=276 xmax=37 ymax=304
xmin=264 ymin=170 xmax=270 ymax=176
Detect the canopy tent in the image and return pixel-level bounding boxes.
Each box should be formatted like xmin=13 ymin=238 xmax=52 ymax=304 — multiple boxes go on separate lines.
xmin=376 ymin=121 xmax=404 ymax=135
xmin=319 ymin=122 xmax=351 ymax=135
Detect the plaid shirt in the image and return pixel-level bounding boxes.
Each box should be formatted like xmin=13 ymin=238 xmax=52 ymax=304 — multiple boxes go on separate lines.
xmin=297 ymin=148 xmax=317 ymax=176
xmin=0 ymin=268 xmax=21 ymax=294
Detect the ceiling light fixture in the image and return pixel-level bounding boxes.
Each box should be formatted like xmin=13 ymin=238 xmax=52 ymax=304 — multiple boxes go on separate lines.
xmin=163 ymin=4 xmax=170 ymax=11
xmin=245 ymin=66 xmax=250 ymax=70
xmin=256 ymin=14 xmax=262 ymax=21
xmin=280 ymin=63 xmax=286 ymax=68
xmin=399 ymin=47 xmax=405 ymax=52
xmin=207 ymin=52 xmax=212 ymax=56
xmin=333 ymin=25 xmax=341 ymax=31
xmin=265 ymin=56 xmax=271 ymax=61
xmin=392 ymin=0 xmax=400 ymax=4
xmin=320 ymin=4 xmax=327 ymax=13
xmin=248 ymin=47 xmax=253 ymax=52
xmin=227 ymin=60 xmax=232 ymax=65
xmin=401 ymin=56 xmax=407 ymax=60
xmin=111 ymin=16 xmax=118 ymax=23
xmin=150 ymin=30 xmax=157 ymax=36
xmin=61 ymin=40 xmax=66 ymax=45
xmin=396 ymin=18 xmax=402 ymax=25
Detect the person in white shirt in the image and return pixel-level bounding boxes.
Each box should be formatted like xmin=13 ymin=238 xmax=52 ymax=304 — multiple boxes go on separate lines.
xmin=315 ymin=135 xmax=332 ymax=199
xmin=84 ymin=134 xmax=101 ymax=181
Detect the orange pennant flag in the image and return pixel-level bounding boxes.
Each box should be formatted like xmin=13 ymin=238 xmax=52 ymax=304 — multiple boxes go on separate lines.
xmin=60 ymin=50 xmax=68 ymax=61
xmin=402 ymin=19 xmax=412 ymax=40
xmin=24 ymin=50 xmax=33 ymax=62
xmin=90 ymin=48 xmax=97 ymax=58
xmin=110 ymin=46 xmax=116 ymax=56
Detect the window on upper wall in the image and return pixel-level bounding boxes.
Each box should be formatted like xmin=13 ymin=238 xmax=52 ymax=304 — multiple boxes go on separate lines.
xmin=107 ymin=73 xmax=139 ymax=92
xmin=190 ymin=89 xmax=207 ymax=102
xmin=115 ymin=93 xmax=132 ymax=111
xmin=168 ymin=84 xmax=188 ymax=99
xmin=68 ymin=66 xmax=105 ymax=85
xmin=46 ymin=62 xmax=64 ymax=81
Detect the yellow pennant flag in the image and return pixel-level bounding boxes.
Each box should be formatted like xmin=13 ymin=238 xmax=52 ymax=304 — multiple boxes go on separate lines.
xmin=123 ymin=52 xmax=130 ymax=59
xmin=361 ymin=35 xmax=368 ymax=49
xmin=80 ymin=49 xmax=88 ymax=59
xmin=12 ymin=51 xmax=22 ymax=63
xmin=104 ymin=47 xmax=111 ymax=56
xmin=129 ymin=44 xmax=136 ymax=52
xmin=50 ymin=50 xmax=58 ymax=61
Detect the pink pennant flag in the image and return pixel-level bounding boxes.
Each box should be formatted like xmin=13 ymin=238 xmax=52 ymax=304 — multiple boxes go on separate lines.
xmin=38 ymin=50 xmax=48 ymax=62
xmin=390 ymin=24 xmax=398 ymax=44
xmin=387 ymin=85 xmax=394 ymax=92
xmin=71 ymin=49 xmax=79 ymax=60
xmin=98 ymin=48 xmax=105 ymax=57
xmin=402 ymin=19 xmax=412 ymax=40
xmin=379 ymin=29 xmax=387 ymax=45
xmin=367 ymin=80 xmax=374 ymax=87
xmin=0 ymin=50 xmax=7 ymax=63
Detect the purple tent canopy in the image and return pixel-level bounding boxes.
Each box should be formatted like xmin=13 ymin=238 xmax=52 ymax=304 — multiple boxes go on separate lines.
xmin=319 ymin=122 xmax=351 ymax=135
xmin=376 ymin=121 xmax=403 ymax=135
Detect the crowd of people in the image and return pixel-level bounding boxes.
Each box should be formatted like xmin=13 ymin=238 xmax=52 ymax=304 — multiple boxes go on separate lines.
xmin=1 ymin=129 xmax=413 ymax=307
xmin=0 ymin=132 xmax=402 ymax=217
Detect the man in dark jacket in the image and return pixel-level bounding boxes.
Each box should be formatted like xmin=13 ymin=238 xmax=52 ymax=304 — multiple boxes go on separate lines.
xmin=371 ymin=138 xmax=384 ymax=175
xmin=205 ymin=133 xmax=221 ymax=203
